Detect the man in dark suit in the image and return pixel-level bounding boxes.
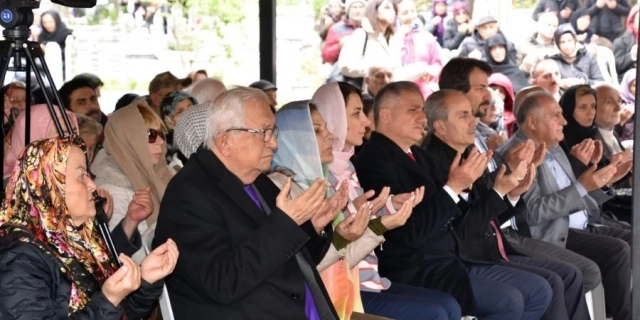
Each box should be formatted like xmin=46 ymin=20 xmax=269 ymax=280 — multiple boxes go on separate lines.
xmin=152 ymin=87 xmax=338 ymax=319
xmin=354 ymin=81 xmax=552 ymax=319
xmin=441 ymin=58 xmax=603 ymax=298
xmin=423 ymin=89 xmax=589 ymax=320
xmin=496 ymin=90 xmax=632 ymax=320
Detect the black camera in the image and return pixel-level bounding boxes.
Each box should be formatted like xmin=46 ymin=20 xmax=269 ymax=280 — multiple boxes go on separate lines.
xmin=0 ymin=0 xmax=96 ymax=30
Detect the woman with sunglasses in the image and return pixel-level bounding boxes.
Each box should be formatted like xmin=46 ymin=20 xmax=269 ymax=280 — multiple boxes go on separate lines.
xmin=91 ymin=100 xmax=174 ymax=261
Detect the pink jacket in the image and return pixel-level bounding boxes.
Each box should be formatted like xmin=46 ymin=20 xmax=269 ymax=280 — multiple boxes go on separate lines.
xmin=400 ymin=27 xmax=443 ymax=99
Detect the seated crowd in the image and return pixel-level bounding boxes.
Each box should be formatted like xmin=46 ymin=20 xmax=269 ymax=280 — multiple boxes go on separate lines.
xmin=0 ymin=0 xmax=637 ymax=319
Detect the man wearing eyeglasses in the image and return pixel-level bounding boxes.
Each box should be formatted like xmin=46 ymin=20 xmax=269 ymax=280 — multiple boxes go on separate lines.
xmin=153 ymin=87 xmax=339 ymax=319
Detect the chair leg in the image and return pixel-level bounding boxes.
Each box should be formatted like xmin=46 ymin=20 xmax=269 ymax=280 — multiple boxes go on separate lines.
xmin=589 ymin=282 xmax=607 ymax=320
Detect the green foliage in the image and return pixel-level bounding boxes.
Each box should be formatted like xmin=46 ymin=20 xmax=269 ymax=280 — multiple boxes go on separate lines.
xmin=513 ymin=0 xmax=538 ymax=9
xmin=169 ymin=0 xmax=246 ymax=24
xmin=278 ymin=0 xmax=300 ymax=5
xmin=312 ymin=0 xmax=327 ymax=17
xmin=103 ymin=77 xmax=143 ymax=91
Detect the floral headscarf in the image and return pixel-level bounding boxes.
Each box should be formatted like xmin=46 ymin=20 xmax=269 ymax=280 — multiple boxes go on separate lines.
xmin=0 ymin=136 xmax=119 ymax=316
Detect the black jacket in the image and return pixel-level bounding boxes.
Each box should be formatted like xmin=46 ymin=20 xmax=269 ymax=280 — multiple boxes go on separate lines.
xmin=354 ymin=131 xmax=476 ymax=314
xmin=111 ymin=219 xmax=141 ymax=257
xmin=548 ymin=48 xmax=604 ymax=85
xmin=152 ymin=147 xmax=337 ymax=320
xmin=532 ymin=0 xmax=580 ymax=24
xmin=585 ymin=0 xmax=631 ymax=42
xmin=422 ymin=135 xmax=525 ymax=263
xmin=0 ymin=241 xmax=162 ymax=319
xmin=443 ymin=18 xmax=469 ymax=50
xmin=613 ymin=31 xmax=636 ymax=82
xmin=458 ymin=30 xmax=517 ymax=64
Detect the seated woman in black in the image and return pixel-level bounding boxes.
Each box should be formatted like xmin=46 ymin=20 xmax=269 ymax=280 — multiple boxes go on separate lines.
xmin=485 ymin=33 xmax=529 ymax=93
xmin=0 ymin=136 xmax=178 ymax=319
xmin=559 ymin=84 xmax=599 ymax=152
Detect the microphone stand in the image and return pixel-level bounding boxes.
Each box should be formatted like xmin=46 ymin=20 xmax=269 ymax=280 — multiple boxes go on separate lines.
xmin=93 ymin=192 xmax=121 ymax=267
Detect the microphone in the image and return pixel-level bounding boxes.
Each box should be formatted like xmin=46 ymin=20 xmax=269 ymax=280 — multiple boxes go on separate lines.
xmin=93 ymin=191 xmax=121 ymax=266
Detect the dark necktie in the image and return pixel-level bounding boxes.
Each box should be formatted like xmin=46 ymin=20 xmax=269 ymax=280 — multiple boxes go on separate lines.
xmin=243 ymin=184 xmax=329 ymax=319
xmin=244 ymin=185 xmax=263 ymax=209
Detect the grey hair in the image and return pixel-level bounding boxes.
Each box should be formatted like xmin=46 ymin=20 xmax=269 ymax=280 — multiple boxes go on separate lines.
xmin=425 ymin=89 xmax=460 ymax=133
xmin=372 ymin=81 xmax=422 ymax=127
xmin=189 ymin=78 xmax=227 ymax=104
xmin=530 ymin=58 xmax=557 ymax=79
xmin=74 ymin=112 xmax=103 ymax=136
xmin=515 ymin=91 xmax=554 ymax=125
xmin=203 ymin=87 xmax=270 ymax=149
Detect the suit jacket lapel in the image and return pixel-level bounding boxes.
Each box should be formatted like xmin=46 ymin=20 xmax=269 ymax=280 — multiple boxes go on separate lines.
xmin=193 ymin=147 xmax=267 ymax=224
xmin=538 ymin=155 xmax=563 ymax=196
xmin=253 ymin=175 xmax=336 ymax=319
xmin=253 ymin=175 xmax=280 ymax=212
xmin=369 ymin=132 xmax=430 ymax=179
xmin=551 ymin=146 xmax=578 ymax=181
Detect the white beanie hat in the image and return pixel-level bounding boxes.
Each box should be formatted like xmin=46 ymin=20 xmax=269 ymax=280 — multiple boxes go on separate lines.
xmin=346 ymin=0 xmax=366 ymax=11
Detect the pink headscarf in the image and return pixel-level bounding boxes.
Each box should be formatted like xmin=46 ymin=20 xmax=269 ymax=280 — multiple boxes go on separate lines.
xmin=312 ymin=83 xmax=352 ymax=180
xmin=3 ymin=104 xmax=78 ymax=179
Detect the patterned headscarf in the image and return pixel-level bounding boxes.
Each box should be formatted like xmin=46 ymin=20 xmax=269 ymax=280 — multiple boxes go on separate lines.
xmin=0 ymin=136 xmax=119 ymax=316
xmin=161 ymin=91 xmax=198 ymax=117
xmin=173 ymin=102 xmax=211 ymax=159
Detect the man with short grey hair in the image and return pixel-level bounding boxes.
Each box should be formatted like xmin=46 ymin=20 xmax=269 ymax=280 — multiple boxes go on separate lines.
xmin=189 ymin=78 xmax=227 ymax=105
xmin=496 ymin=90 xmax=633 ymax=320
xmin=153 ymin=87 xmax=338 ymax=319
xmin=530 ymin=59 xmax=562 ymax=101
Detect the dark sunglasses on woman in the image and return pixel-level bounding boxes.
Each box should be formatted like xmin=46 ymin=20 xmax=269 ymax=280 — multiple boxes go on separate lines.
xmin=147 ymin=128 xmax=166 ymax=143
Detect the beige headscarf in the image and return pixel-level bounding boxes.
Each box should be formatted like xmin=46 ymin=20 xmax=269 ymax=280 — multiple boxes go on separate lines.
xmin=103 ymin=100 xmax=173 ymax=225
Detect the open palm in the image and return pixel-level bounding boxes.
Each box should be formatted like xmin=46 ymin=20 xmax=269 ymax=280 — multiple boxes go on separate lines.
xmin=141 ymin=239 xmax=179 ymax=284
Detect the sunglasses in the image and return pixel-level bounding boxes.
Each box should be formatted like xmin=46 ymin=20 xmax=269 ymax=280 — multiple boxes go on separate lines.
xmin=147 ymin=128 xmax=166 ymax=143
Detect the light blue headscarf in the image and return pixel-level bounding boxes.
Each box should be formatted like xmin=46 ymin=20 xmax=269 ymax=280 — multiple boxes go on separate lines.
xmin=271 ymin=100 xmax=327 ymax=189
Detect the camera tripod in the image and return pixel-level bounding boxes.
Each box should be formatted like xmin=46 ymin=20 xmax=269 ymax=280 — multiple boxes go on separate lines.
xmin=0 ymin=7 xmax=120 ymax=266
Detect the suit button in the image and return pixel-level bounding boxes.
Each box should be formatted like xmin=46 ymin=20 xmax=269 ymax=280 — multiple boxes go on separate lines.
xmin=285 ymin=254 xmax=291 ymax=259
xmin=291 ymin=293 xmax=300 ymax=299
xmin=560 ymin=237 xmax=566 ymax=242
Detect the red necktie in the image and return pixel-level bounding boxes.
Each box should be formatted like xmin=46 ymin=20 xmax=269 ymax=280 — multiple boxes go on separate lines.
xmin=407 ymin=152 xmax=416 ymax=161
xmin=491 ymin=221 xmax=509 ymax=261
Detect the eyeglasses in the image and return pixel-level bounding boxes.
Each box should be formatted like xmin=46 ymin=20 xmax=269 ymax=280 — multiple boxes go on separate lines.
xmin=226 ymin=126 xmax=278 ymax=143
xmin=147 ymin=128 xmax=166 ymax=143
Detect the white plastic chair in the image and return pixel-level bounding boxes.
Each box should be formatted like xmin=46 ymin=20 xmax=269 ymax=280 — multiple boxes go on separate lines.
xmin=586 ymin=282 xmax=606 ymax=320
xmin=141 ymin=227 xmax=175 ymax=320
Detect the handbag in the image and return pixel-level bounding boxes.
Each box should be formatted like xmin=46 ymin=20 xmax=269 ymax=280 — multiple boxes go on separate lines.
xmin=326 ymin=32 xmax=369 ymax=90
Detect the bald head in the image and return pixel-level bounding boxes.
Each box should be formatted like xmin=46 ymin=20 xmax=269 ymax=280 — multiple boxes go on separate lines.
xmin=531 ymin=59 xmax=561 ymax=97
xmin=514 ymin=85 xmax=545 ymax=117
xmin=595 ymin=84 xmax=623 ymax=129
xmin=189 ymin=78 xmax=227 ymax=104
